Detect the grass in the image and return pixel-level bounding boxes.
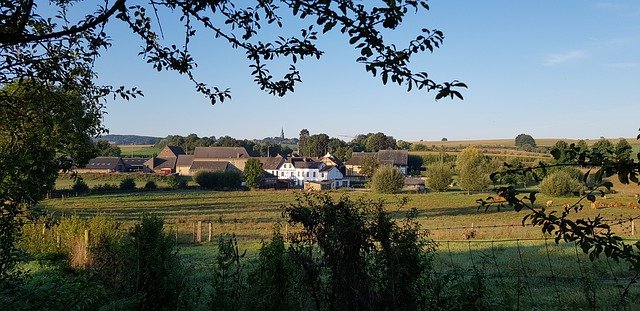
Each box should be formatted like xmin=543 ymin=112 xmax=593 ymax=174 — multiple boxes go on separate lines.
xmin=412 ymin=137 xmax=640 ymax=148
xmin=118 ymin=144 xmax=161 ymax=157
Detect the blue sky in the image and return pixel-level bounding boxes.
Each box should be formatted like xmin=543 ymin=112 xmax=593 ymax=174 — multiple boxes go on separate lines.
xmin=93 ymin=1 xmax=640 ymax=141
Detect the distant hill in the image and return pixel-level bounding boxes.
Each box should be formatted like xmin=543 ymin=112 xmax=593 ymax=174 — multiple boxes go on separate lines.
xmin=96 ymin=134 xmax=162 ymax=145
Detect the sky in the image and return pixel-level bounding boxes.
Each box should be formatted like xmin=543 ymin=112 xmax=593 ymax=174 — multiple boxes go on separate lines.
xmin=88 ymin=1 xmax=640 ymax=141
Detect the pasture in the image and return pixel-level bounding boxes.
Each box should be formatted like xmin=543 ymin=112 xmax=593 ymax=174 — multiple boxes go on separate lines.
xmin=117 ymin=144 xmax=161 ymax=157
xmin=39 ymin=189 xmax=640 ymax=309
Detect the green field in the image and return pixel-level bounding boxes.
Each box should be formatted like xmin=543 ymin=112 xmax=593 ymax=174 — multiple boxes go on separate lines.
xmin=34 ymin=188 xmax=640 ymax=309
xmin=118 ymin=144 xmax=161 ymax=157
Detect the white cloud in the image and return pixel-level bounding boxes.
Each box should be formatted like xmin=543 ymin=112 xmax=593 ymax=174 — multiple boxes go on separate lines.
xmin=543 ymin=50 xmax=588 ymax=66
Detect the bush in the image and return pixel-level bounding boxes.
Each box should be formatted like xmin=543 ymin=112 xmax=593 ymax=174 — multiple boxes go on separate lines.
xmin=92 ymin=183 xmax=119 ymax=193
xmin=166 ymin=175 xmax=188 ymax=190
xmin=144 ymin=180 xmax=157 ymax=191
xmin=425 ymin=162 xmax=454 ymax=191
xmin=119 ymin=177 xmax=136 ymax=191
xmin=539 ymin=170 xmax=582 ymax=196
xmin=72 ymin=178 xmax=89 ymax=194
xmin=193 ymin=170 xmax=242 ymax=190
xmin=371 ymin=166 xmax=405 ymax=194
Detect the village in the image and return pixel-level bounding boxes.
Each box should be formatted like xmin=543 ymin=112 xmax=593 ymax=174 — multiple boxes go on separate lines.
xmin=77 ymin=145 xmax=419 ymax=191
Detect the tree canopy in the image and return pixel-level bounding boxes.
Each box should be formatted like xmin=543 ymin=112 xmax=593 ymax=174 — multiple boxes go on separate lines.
xmin=1 ymin=0 xmax=466 ymax=104
xmin=514 ymin=133 xmax=536 ymax=148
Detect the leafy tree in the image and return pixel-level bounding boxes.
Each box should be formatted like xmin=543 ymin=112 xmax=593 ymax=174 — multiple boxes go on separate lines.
xmin=298 ymin=129 xmax=310 ymax=156
xmin=425 ymin=162 xmax=454 ymax=192
xmin=72 ymin=178 xmax=90 ymax=194
xmin=396 ymin=140 xmax=411 ymax=150
xmin=576 ymin=139 xmax=589 ymax=151
xmin=441 ymin=137 xmax=448 ymax=142
xmin=550 ymin=140 xmax=570 ymax=164
xmin=305 ymin=134 xmax=329 ymax=157
xmin=244 ymin=158 xmax=264 ymax=189
xmin=359 ymin=156 xmax=381 ymax=178
xmin=94 ymin=140 xmax=122 ymax=157
xmin=365 ymin=132 xmax=396 ymax=152
xmin=615 ymin=138 xmax=633 ymax=160
xmin=514 ymin=134 xmax=536 ymax=148
xmin=591 ymin=138 xmax=613 ymax=154
xmin=1 ymin=1 xmax=465 ymax=104
xmin=455 ymin=146 xmax=494 ymax=192
xmin=539 ymin=170 xmax=582 ymax=197
xmin=371 ymin=166 xmax=405 ymax=194
xmin=0 ymin=81 xmax=102 ymax=281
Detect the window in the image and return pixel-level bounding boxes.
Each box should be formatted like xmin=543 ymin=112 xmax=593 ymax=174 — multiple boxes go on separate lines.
xmin=313 ymin=172 xmax=316 ymax=177
xmin=306 ymin=172 xmax=309 ymax=177
xmin=321 ymin=173 xmax=325 ymax=178
xmin=280 ymin=172 xmax=284 ymax=176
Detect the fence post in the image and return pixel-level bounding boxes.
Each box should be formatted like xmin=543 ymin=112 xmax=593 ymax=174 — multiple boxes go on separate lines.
xmin=632 ymin=220 xmax=635 ymax=236
xmin=84 ymin=229 xmax=90 ymax=263
xmin=192 ymin=222 xmax=196 ymax=244
xmin=56 ymin=231 xmax=61 ymax=248
xmin=208 ymin=222 xmax=212 ymax=242
xmin=197 ymin=221 xmax=202 ymax=243
xmin=175 ymin=222 xmax=179 ymax=243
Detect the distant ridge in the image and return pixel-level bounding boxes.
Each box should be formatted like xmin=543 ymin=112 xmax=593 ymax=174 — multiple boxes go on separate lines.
xmin=95 ymin=134 xmax=162 ymax=145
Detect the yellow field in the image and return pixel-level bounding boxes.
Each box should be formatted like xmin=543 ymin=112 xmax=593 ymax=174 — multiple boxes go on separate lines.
xmin=412 ymin=137 xmax=639 ymax=147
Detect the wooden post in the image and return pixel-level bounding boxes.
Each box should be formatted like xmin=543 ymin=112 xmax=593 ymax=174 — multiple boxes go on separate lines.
xmin=285 ymin=223 xmax=289 ymax=237
xmin=208 ymin=222 xmax=212 ymax=242
xmin=192 ymin=222 xmax=196 ymax=244
xmin=56 ymin=231 xmax=61 ymax=248
xmin=175 ymin=222 xmax=179 ymax=244
xmin=632 ymin=220 xmax=635 ymax=236
xmin=84 ymin=229 xmax=89 ymax=263
xmin=197 ymin=221 xmax=202 ymax=243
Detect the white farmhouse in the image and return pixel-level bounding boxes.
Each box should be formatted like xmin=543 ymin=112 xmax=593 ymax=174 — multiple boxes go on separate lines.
xmin=273 ymin=157 xmax=349 ymax=189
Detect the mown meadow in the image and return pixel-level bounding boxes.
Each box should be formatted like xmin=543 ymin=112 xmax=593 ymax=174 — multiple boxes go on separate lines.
xmin=29 ymin=187 xmax=640 ymax=310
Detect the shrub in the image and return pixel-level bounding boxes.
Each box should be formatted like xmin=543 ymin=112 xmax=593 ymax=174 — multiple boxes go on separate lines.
xmin=72 ymin=178 xmax=89 ymax=194
xmin=193 ymin=170 xmax=242 ymax=190
xmin=166 ymin=175 xmax=188 ymax=189
xmin=539 ymin=170 xmax=582 ymax=196
xmin=425 ymin=162 xmax=454 ymax=191
xmin=144 ymin=180 xmax=157 ymax=191
xmin=92 ymin=183 xmax=118 ymax=192
xmin=119 ymin=177 xmax=136 ymax=191
xmin=371 ymin=166 xmax=405 ymax=194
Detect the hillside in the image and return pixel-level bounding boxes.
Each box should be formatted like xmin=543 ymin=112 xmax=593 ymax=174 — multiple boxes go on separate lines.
xmin=413 ymin=137 xmax=638 ymax=148
xmin=96 ymin=134 xmax=162 ymax=145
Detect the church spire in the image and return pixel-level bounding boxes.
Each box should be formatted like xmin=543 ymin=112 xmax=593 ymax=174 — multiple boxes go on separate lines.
xmin=280 ymin=127 xmax=285 ymax=139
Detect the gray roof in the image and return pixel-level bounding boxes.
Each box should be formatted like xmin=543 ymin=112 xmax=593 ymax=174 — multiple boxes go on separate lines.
xmin=176 ymin=155 xmax=195 ymax=167
xmin=145 ymin=157 xmax=177 ymax=170
xmin=122 ymin=158 xmax=148 ymax=166
xmin=194 ymin=147 xmax=252 ymax=159
xmin=345 ymin=150 xmax=407 ymax=166
xmin=345 ymin=152 xmax=376 ymax=166
xmin=84 ymin=157 xmax=124 ymax=170
xmin=158 ymin=146 xmax=185 ymax=158
xmin=377 ymin=150 xmax=408 ymax=166
xmin=286 ymin=157 xmax=322 ymax=169
xmin=258 ymin=156 xmax=285 ymax=170
xmin=189 ymin=160 xmax=230 ymax=172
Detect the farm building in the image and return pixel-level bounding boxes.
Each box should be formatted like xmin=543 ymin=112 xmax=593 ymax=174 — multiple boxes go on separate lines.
xmin=144 ymin=145 xmax=185 ymax=174
xmin=122 ymin=157 xmax=151 ymax=173
xmin=77 ymin=157 xmax=126 ymax=173
xmin=345 ymin=150 xmax=408 ymax=176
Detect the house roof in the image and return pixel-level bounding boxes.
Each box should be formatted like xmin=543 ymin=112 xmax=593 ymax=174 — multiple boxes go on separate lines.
xmin=377 ymin=150 xmax=408 ymax=166
xmin=84 ymin=157 xmax=123 ymax=170
xmin=176 ymin=155 xmax=195 ymax=167
xmin=258 ymin=156 xmax=285 ymax=170
xmin=193 ymin=147 xmax=252 ymax=159
xmin=344 ymin=152 xmax=376 ymax=166
xmin=122 ymin=158 xmax=148 ymax=166
xmin=158 ymin=145 xmax=185 ymax=158
xmin=345 ymin=150 xmax=408 ymax=166
xmin=189 ymin=160 xmax=230 ymax=172
xmin=319 ymin=152 xmax=344 ymax=168
xmin=286 ymin=157 xmax=322 ymax=169
xmin=152 ymin=157 xmax=177 ymax=170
